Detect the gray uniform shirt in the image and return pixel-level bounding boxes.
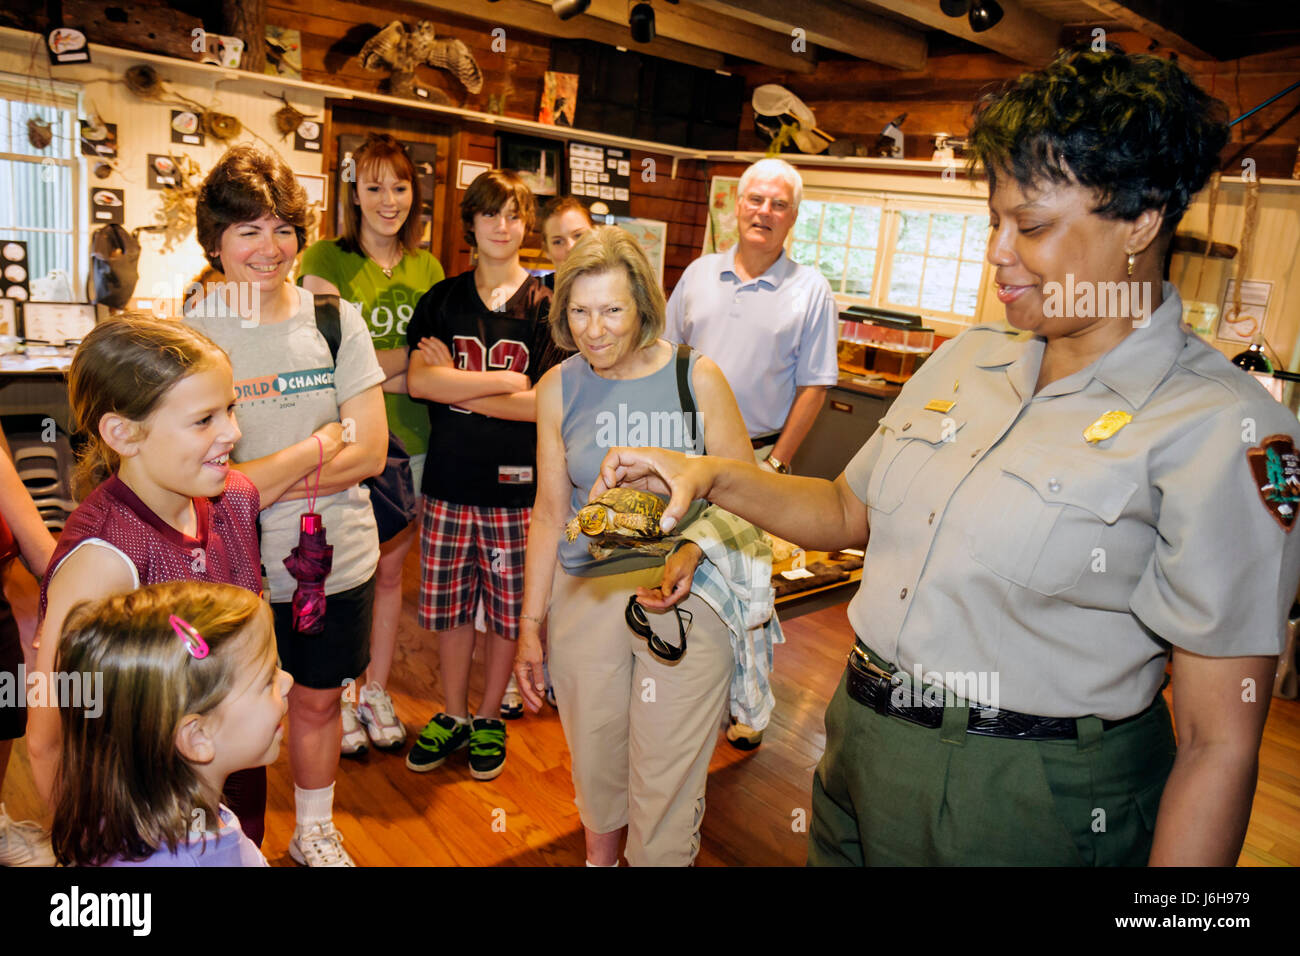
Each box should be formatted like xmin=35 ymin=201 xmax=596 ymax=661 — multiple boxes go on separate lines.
xmin=844 ymin=284 xmax=1300 ymax=719
xmin=186 ymin=286 xmax=385 ymax=601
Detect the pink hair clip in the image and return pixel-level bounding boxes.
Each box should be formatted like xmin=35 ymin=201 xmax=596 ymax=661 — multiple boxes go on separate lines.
xmin=170 ymin=614 xmax=210 ymax=660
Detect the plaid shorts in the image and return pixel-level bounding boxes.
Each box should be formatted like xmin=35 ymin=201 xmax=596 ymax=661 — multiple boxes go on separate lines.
xmin=419 ymin=497 xmax=530 ymax=640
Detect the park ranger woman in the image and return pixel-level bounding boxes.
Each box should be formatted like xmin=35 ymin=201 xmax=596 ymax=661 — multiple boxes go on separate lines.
xmin=588 ymin=46 xmax=1300 ymax=865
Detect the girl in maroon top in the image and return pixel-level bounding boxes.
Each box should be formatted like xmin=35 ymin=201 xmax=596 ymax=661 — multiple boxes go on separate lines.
xmin=29 ymin=316 xmax=343 ymax=846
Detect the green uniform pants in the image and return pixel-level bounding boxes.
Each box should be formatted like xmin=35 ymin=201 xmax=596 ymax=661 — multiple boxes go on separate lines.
xmin=809 ymin=669 xmax=1177 ymax=866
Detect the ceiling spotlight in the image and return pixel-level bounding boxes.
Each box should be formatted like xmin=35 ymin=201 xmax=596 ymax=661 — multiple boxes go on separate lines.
xmin=630 ymin=2 xmax=655 ymax=43
xmin=552 ymin=0 xmax=591 ymax=19
xmin=939 ymin=0 xmax=1002 ymax=32
xmin=968 ymin=0 xmax=1003 ymax=31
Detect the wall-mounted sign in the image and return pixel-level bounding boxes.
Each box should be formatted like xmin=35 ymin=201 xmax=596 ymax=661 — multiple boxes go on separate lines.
xmin=294 ymin=119 xmax=321 ymax=153
xmin=80 ymin=120 xmax=117 ymax=159
xmin=458 ymin=160 xmax=491 ymax=189
xmin=147 ymin=154 xmax=178 ymax=189
xmin=46 ymin=27 xmax=90 ymax=64
xmin=171 ymin=110 xmax=204 ymax=147
xmin=90 ymin=187 xmax=125 ymax=225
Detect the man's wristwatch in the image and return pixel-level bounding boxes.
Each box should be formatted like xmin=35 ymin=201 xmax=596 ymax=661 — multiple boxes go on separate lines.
xmin=765 ymin=454 xmax=790 ymax=474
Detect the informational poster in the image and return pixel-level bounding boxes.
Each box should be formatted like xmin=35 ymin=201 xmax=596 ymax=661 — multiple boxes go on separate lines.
xmin=46 ymin=27 xmax=90 ymax=64
xmin=701 ymin=176 xmax=740 ymax=255
xmin=568 ymin=141 xmax=630 ymax=217
xmin=90 ymin=187 xmax=125 ymax=225
xmin=614 ymin=217 xmax=667 ymax=287
xmin=1216 ymin=278 xmax=1273 ymax=344
xmin=147 ymin=154 xmax=178 ymax=190
xmin=171 ymin=109 xmax=204 ymax=147
xmin=80 ymin=121 xmax=117 ymax=159
xmin=294 ymin=119 xmax=322 ymax=153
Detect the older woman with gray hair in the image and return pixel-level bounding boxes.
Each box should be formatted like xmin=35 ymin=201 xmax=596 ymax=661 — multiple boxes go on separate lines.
xmin=514 ymin=226 xmax=759 ymax=866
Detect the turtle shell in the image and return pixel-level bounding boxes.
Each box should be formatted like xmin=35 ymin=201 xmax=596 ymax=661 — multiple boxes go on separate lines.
xmin=592 ymin=488 xmax=666 ymax=521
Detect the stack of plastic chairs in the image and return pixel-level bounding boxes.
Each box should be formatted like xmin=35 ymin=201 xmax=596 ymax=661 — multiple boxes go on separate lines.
xmin=2 ymin=414 xmax=77 ymax=535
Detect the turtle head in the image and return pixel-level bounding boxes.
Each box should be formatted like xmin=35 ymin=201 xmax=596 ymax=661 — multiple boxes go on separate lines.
xmin=578 ymin=504 xmax=608 ymax=536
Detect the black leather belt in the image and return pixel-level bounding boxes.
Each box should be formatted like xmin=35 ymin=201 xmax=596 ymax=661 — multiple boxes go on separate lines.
xmin=749 ymin=432 xmax=781 ymax=450
xmin=844 ymin=642 xmax=1154 ymax=740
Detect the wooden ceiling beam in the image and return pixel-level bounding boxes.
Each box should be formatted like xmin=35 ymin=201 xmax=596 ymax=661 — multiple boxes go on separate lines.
xmin=685 ymin=0 xmax=926 ymax=71
xmin=524 ymin=0 xmax=817 ymax=74
xmin=850 ymin=0 xmax=1062 ymax=65
xmin=1072 ymin=1 xmax=1213 ymax=60
xmin=407 ymin=0 xmax=725 ymax=71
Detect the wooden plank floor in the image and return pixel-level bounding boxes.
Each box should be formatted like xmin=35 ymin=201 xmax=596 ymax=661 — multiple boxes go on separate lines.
xmin=3 ymin=550 xmax=1298 ymax=866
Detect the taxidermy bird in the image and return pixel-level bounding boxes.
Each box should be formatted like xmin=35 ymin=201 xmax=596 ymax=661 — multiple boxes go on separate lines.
xmin=358 ymin=20 xmax=484 ymax=101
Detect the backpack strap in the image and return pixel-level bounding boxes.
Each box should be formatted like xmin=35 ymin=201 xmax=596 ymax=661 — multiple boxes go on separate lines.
xmin=313 ymin=293 xmax=342 ymax=367
xmin=675 ymin=343 xmax=704 ymax=455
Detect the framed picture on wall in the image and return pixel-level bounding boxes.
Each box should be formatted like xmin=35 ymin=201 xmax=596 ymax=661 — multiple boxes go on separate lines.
xmin=497 ymin=133 xmax=563 ymax=198
xmin=701 ymin=176 xmax=740 ymax=255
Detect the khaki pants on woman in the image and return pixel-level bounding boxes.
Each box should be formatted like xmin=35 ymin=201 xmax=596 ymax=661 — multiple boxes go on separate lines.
xmin=548 ymin=563 xmax=732 ymax=866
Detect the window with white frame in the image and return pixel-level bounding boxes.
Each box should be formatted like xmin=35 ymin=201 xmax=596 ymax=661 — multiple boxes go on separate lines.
xmin=790 ymin=191 xmax=990 ymax=324
xmin=0 ymin=75 xmax=81 ymax=297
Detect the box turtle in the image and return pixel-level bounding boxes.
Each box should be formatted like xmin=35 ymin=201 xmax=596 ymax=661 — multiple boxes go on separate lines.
xmin=566 ymin=488 xmax=674 ymax=557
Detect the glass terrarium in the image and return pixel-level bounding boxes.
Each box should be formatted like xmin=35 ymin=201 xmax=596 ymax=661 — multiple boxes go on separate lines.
xmin=837 ymin=319 xmax=934 ymax=383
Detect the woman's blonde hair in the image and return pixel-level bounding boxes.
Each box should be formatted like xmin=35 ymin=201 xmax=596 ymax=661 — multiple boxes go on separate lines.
xmin=67 ymin=315 xmax=229 ymax=500
xmin=50 ymin=581 xmax=272 ymax=867
xmin=549 ymin=226 xmax=665 ymax=353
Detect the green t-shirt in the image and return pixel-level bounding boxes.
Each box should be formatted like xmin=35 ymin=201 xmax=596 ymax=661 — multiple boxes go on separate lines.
xmin=298 ymin=238 xmax=445 ymax=455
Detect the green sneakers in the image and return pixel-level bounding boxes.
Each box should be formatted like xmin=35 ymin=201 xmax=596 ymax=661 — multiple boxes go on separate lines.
xmin=405 ymin=712 xmax=507 ymax=780
xmin=468 ymin=717 xmax=507 ymax=780
xmin=405 ymin=712 xmax=471 ymax=772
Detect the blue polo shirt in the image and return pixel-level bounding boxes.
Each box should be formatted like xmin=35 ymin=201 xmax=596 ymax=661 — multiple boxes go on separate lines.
xmin=664 ymin=247 xmax=839 ymax=437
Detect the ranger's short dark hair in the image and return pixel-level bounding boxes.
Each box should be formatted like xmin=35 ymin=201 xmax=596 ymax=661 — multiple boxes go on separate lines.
xmin=968 ymin=46 xmax=1229 ymax=236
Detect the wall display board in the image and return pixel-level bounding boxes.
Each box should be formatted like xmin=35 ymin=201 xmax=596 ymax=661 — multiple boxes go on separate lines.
xmin=568 ymin=141 xmax=629 ymax=217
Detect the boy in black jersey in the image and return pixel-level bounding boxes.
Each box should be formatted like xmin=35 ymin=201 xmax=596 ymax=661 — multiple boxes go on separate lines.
xmin=404 ymin=171 xmax=560 ymax=780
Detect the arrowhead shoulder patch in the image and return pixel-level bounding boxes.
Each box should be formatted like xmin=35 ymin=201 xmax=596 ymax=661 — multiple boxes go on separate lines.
xmin=1247 ymin=434 xmax=1300 ymax=531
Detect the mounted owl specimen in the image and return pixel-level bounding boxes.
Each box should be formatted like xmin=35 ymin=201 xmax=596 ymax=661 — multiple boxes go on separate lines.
xmin=358 ymin=20 xmax=484 ymax=102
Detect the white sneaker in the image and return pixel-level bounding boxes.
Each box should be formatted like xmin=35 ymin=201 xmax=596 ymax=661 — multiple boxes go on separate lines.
xmin=500 ymin=673 xmax=524 ymax=720
xmin=0 ymin=804 xmax=56 ymax=866
xmin=341 ymin=697 xmax=369 ymax=757
xmin=289 ymin=821 xmax=356 ymax=867
xmin=357 ymin=681 xmax=406 ymax=749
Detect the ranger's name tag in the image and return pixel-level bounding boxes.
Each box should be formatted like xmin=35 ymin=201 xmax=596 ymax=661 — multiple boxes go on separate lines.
xmin=498 ymin=465 xmax=534 ymax=484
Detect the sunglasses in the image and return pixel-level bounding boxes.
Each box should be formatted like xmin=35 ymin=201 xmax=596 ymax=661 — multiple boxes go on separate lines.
xmin=625 ymin=594 xmax=691 ymax=663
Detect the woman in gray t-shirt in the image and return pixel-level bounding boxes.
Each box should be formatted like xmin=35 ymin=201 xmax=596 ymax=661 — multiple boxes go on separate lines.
xmin=188 ymin=145 xmax=387 ymax=868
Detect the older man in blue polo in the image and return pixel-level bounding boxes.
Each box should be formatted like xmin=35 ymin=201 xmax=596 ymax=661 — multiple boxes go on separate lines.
xmin=665 ymin=157 xmax=839 ymax=749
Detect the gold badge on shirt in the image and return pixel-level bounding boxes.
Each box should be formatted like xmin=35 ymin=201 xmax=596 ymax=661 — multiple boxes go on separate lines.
xmin=924 ymin=399 xmax=956 ymax=413
xmin=1083 ymin=410 xmax=1132 ymax=444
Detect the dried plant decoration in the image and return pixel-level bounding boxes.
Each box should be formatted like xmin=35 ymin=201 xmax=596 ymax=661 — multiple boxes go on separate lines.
xmin=149 ymin=153 xmax=204 ymax=252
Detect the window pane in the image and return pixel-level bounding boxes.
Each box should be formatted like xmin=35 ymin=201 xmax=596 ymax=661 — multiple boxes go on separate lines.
xmin=821 ymin=203 xmax=851 ymax=244
xmin=790 ymin=240 xmax=817 ymax=267
xmin=4 ymin=160 xmax=70 ymax=230
xmin=850 ymin=205 xmax=881 ymax=247
xmin=921 ymin=257 xmax=959 ymax=312
xmin=793 ymin=200 xmax=822 ymax=242
xmin=889 ymin=253 xmax=924 ymax=306
xmin=896 ymin=211 xmax=928 ymax=253
xmin=955 ymin=261 xmax=984 ymax=316
xmin=929 ymin=214 xmax=964 ymax=258
xmin=963 ymin=215 xmax=989 ymax=261
xmin=845 ymin=247 xmax=875 ymax=296
xmin=817 ymin=245 xmax=847 ymax=286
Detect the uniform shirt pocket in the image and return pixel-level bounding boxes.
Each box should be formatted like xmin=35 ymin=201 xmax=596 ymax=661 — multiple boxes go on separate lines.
xmin=866 ymin=407 xmax=964 ymax=515
xmin=968 ymin=444 xmax=1138 ymax=595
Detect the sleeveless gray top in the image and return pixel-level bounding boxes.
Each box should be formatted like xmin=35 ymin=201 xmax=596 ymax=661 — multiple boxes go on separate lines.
xmin=558 ymin=343 xmax=707 ymax=576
